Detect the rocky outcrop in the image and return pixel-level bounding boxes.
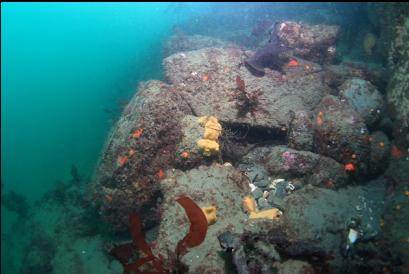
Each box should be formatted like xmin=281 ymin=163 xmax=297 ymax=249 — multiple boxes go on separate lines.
xmin=163 ymin=47 xmax=330 ymax=132
xmin=93 ymin=43 xmax=392 ymax=232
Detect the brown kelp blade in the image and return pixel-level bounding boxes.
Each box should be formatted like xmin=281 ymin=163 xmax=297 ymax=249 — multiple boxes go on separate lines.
xmin=175 ymin=196 xmax=208 ymax=256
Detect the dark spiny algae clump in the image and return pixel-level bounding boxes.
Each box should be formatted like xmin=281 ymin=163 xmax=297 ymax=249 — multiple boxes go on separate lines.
xmin=2 ymin=3 xmax=409 ymax=274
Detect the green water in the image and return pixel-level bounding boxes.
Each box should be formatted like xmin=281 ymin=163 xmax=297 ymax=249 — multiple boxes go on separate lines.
xmin=1 ymin=2 xmax=202 ymax=229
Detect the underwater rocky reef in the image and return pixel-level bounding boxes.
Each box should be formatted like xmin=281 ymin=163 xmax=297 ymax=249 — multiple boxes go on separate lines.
xmin=3 ymin=3 xmax=409 ymax=274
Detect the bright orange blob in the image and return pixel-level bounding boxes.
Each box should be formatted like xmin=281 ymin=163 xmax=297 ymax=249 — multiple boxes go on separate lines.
xmin=117 ymin=155 xmax=129 ymax=167
xmin=344 ymin=162 xmax=356 ymax=172
xmin=181 ymin=151 xmax=190 ymax=159
xmin=132 ymin=128 xmax=144 ymax=139
xmin=391 ymin=145 xmax=404 ymax=158
xmin=157 ymin=169 xmax=165 ymax=179
xmin=287 ymin=59 xmax=299 ymax=68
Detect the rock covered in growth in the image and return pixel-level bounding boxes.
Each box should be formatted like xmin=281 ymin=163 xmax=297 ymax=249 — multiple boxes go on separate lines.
xmin=163 ymin=47 xmax=331 ymax=132
xmin=174 ymin=115 xmax=222 ymax=170
xmin=92 ymin=80 xmax=192 ymax=230
xmin=339 ymin=78 xmax=385 ymax=127
xmin=387 ymin=16 xmax=409 ymax=126
xmin=261 ymin=145 xmax=348 ymax=188
xmin=163 ymin=34 xmax=230 ymax=57
xmin=152 ymin=164 xmax=250 ymax=273
xmin=287 ymin=110 xmax=314 ymax=151
xmin=313 ymin=95 xmax=370 ymax=173
xmin=237 ymin=179 xmax=386 ymax=273
xmin=174 ymin=115 xmax=206 ymax=170
xmin=323 ymin=61 xmax=388 ymax=91
xmin=369 ymin=131 xmax=391 ymax=175
xmin=275 ymin=21 xmax=340 ymax=64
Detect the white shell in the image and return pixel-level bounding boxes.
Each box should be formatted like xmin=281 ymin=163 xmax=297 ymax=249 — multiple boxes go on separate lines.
xmin=268 ymin=178 xmax=285 ymax=190
xmin=348 ymin=228 xmax=359 ymax=244
xmin=263 ymin=191 xmax=269 ymax=199
xmin=249 ymin=183 xmax=257 ymax=192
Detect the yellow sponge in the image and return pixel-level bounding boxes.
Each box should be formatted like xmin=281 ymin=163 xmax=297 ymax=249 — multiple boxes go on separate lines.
xmin=242 ymin=195 xmax=257 ymax=213
xmin=201 ymin=206 xmax=217 ymax=225
xmin=197 ymin=116 xmax=222 ymax=156
xmin=197 ymin=139 xmax=220 ymax=156
xmin=242 ymin=196 xmax=282 ymax=220
xmin=249 ymin=208 xmax=282 ymax=220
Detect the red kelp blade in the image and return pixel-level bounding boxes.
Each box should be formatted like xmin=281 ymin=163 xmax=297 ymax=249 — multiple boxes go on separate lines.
xmin=236 ymin=75 xmax=245 ymax=92
xmin=175 ymin=196 xmax=208 ymax=257
xmin=129 ymin=213 xmax=154 ymax=257
xmin=124 ymin=256 xmax=164 ymax=274
xmin=128 ymin=213 xmax=165 ymax=273
xmin=109 ymin=243 xmax=135 ymax=265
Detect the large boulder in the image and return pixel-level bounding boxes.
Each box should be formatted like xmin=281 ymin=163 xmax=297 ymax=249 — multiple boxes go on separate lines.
xmin=339 ymin=78 xmax=385 ymax=127
xmin=92 ymin=80 xmax=192 ymax=230
xmin=232 ymin=178 xmax=387 ymax=273
xmin=152 ymin=164 xmax=250 ymax=273
xmin=256 ymin=145 xmax=348 ymax=188
xmin=313 ymin=95 xmax=370 ymax=173
xmin=369 ymin=131 xmax=391 ymax=175
xmin=163 ymin=47 xmax=331 ymax=133
xmin=275 ymin=21 xmax=340 ymax=64
xmin=323 ymin=61 xmax=387 ymax=90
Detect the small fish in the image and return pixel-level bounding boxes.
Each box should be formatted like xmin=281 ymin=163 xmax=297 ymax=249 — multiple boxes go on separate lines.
xmin=128 ymin=149 xmax=136 ymax=157
xmin=132 ymin=128 xmax=144 ymax=139
xmin=344 ymin=163 xmax=356 ymax=172
xmin=287 ymin=59 xmax=299 ymax=68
